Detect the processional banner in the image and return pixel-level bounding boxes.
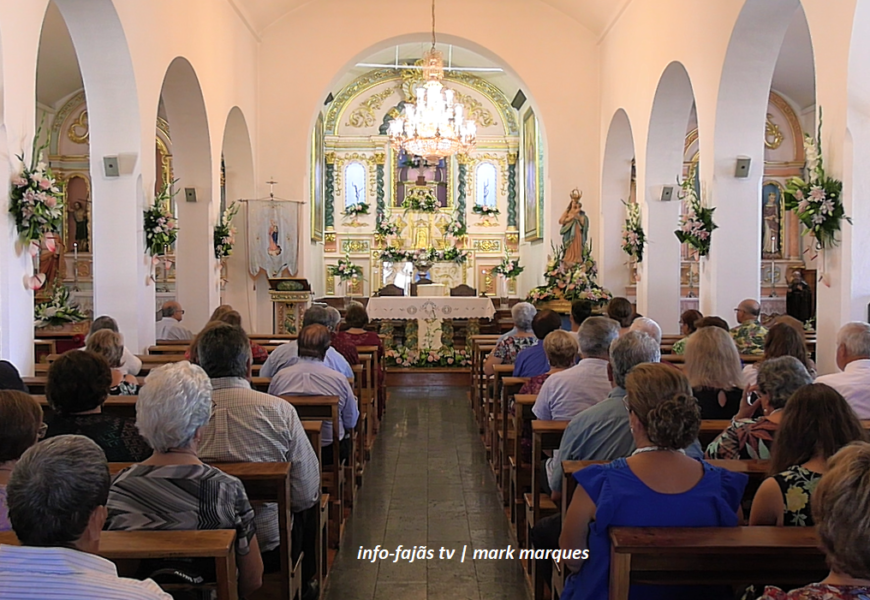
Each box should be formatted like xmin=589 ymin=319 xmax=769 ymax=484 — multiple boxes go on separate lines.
xmin=247 ymin=200 xmax=299 ymax=277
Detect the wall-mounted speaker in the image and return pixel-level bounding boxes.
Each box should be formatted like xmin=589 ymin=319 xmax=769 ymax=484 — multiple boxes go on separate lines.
xmin=511 ymin=90 xmax=527 ymax=111
xmin=103 ymin=156 xmax=119 ymax=177
xmin=184 ymin=188 xmax=197 ymax=203
xmin=660 ymin=186 xmax=674 ymax=202
xmin=324 ymin=93 xmax=334 ymax=106
xmin=735 ymin=156 xmax=751 ymax=178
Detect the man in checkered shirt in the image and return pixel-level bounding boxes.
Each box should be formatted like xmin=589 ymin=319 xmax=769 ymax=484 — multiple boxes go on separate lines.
xmin=196 ymin=323 xmax=321 ymax=597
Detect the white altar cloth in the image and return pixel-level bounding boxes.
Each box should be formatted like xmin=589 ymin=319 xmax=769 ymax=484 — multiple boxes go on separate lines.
xmin=367 ymin=297 xmax=496 ymax=349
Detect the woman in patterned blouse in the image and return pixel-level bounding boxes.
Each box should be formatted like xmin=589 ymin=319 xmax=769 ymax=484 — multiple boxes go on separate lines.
xmin=758 ymin=442 xmax=870 ymax=600
xmin=750 ymin=384 xmax=867 ymax=527
xmin=484 ymin=302 xmax=538 ymax=376
xmin=105 ymin=362 xmax=264 ymax=598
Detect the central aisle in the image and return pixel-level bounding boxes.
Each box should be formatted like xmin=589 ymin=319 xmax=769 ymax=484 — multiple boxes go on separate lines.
xmin=325 ymin=386 xmax=531 ymax=600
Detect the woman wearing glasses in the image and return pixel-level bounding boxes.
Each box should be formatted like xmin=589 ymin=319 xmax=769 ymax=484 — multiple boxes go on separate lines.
xmin=559 ymin=363 xmax=747 ymax=600
xmin=0 ymin=390 xmax=45 ymax=531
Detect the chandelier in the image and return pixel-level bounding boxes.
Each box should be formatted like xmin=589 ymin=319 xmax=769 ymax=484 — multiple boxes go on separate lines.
xmin=387 ymin=0 xmax=477 ymax=162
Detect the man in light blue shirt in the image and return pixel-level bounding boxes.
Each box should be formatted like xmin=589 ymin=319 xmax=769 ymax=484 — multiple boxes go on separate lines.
xmin=268 ymin=324 xmax=359 ymax=466
xmin=261 ymin=306 xmax=353 ymax=379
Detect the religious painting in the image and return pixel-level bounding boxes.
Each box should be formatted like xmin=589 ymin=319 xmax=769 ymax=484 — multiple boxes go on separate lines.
xmin=249 ymin=200 xmax=300 ymax=277
xmin=393 ymin=149 xmax=449 ymax=208
xmin=63 ymin=174 xmax=91 ymax=253
xmin=523 ymin=109 xmax=543 ymax=241
xmin=311 ymin=112 xmax=325 ymax=242
xmin=761 ymin=181 xmax=784 ymax=259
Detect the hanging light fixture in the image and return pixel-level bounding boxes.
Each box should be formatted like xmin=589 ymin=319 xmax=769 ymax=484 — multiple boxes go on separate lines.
xmin=387 ymin=0 xmax=477 ymax=162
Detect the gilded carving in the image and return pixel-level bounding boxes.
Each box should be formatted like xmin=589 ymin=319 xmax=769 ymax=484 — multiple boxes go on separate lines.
xmin=473 ymin=239 xmax=502 ymax=253
xmin=452 ymin=91 xmax=495 ymax=128
xmin=325 ymin=152 xmax=336 ymax=165
xmin=67 ymin=109 xmax=89 ymax=145
xmin=341 ymin=239 xmax=371 ymax=253
xmin=346 ymin=87 xmax=396 ymax=128
xmin=507 ymin=152 xmax=518 ymax=165
xmin=326 ymin=274 xmax=336 ymax=296
xmin=334 ymin=153 xmax=377 ymax=210
xmin=765 ymin=114 xmax=784 ymax=150
xmin=373 ymin=152 xmax=386 ymax=165
xmin=469 ymin=154 xmax=509 ymax=197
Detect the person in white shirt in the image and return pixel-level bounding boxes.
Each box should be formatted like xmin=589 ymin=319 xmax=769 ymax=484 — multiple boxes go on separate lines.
xmin=816 ymin=321 xmax=870 ymax=418
xmin=155 ymin=301 xmax=194 ymax=341
xmin=533 ymin=316 xmax=619 ymax=422
xmin=82 ymin=316 xmax=142 ymax=376
xmin=0 ymin=435 xmax=170 ymax=599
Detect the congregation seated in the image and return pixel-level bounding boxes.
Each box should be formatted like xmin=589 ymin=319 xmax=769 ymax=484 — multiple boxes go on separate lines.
xmin=0 ymin=361 xmax=28 ymax=393
xmin=335 ymin=302 xmax=385 ymax=417
xmin=730 ymin=298 xmax=768 ymax=355
xmin=195 ymin=322 xmax=320 ymax=589
xmin=0 ymin=391 xmax=44 ymax=531
xmin=606 ymin=296 xmax=634 ymax=336
xmin=743 ymin=322 xmax=816 ymax=388
xmin=325 ymin=306 xmax=360 ymax=367
xmin=750 ymin=383 xmax=867 ymax=527
xmin=105 ymin=361 xmax=263 ymax=598
xmin=672 ymin=309 xmax=703 ymax=355
xmin=260 ymin=305 xmax=354 ymax=379
xmin=44 ymin=352 xmax=150 ymax=463
xmin=758 ymin=442 xmax=870 ymax=600
xmin=684 ymin=326 xmax=744 ymax=419
xmin=84 ymin=315 xmax=142 ymax=375
xmin=532 ymin=316 xmax=618 ymax=421
xmin=0 ymin=436 xmax=171 ymax=599
xmin=86 ymin=330 xmax=139 ymax=395
xmin=199 ymin=305 xmax=269 ymax=364
xmin=513 ymin=309 xmax=565 ymax=378
xmin=559 ymin=363 xmax=746 ymax=600
xmin=695 ymin=315 xmax=730 ymax=331
xmin=816 ymin=322 xmax=870 ymax=418
xmin=155 ymin=301 xmax=194 ymax=341
xmin=484 ymin=302 xmax=538 ymax=376
xmin=267 ymin=324 xmax=359 ymax=466
xmin=568 ymin=299 xmax=593 ymax=342
xmin=629 ymin=316 xmax=662 ymax=345
xmin=706 ymin=356 xmax=812 ymax=460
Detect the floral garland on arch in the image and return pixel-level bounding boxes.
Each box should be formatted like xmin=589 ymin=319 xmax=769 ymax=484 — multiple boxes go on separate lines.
xmin=621 ymin=200 xmax=646 ymax=263
xmin=527 ymin=243 xmax=612 ymax=306
xmin=378 ymin=245 xmax=470 ymax=265
xmin=213 ymin=201 xmax=240 ymax=259
xmin=144 ymin=181 xmax=179 ymax=257
xmin=327 ymin=255 xmax=364 ymax=282
xmin=674 ymin=176 xmax=717 ymax=257
xmin=9 ymin=122 xmax=64 ymax=247
xmin=784 ymin=110 xmax=850 ymax=250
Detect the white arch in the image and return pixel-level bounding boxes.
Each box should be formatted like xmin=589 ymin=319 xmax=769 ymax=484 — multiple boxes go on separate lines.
xmin=159 ymin=56 xmax=215 ymax=332
xmin=641 ymin=61 xmax=696 ymax=333
xmin=600 ymin=109 xmax=635 ymax=300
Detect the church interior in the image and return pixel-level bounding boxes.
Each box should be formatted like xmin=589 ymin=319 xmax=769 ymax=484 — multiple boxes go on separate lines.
xmin=3 ymin=0 xmax=870 ymax=599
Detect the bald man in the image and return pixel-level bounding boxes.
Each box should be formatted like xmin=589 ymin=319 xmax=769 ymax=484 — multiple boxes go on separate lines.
xmin=155 ymin=301 xmax=194 ymax=341
xmin=729 ymin=298 xmax=767 ymax=355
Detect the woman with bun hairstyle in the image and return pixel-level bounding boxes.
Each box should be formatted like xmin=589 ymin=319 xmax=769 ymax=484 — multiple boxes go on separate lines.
xmin=559 ymin=363 xmax=747 ymax=600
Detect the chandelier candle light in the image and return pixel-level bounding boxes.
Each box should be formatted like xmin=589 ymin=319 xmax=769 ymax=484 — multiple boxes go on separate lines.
xmin=387 ymin=0 xmax=477 ymax=162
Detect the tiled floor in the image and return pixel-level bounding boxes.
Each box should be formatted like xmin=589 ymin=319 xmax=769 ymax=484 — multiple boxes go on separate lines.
xmin=324 ymin=386 xmax=531 ymax=600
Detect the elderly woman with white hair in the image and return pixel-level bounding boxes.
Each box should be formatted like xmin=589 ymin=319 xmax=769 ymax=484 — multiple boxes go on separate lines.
xmin=105 ymin=361 xmax=263 ymax=597
xmin=484 ymin=302 xmax=539 ymax=376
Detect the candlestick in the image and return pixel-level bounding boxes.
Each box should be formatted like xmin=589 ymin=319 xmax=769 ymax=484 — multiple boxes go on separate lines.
xmin=72 ymin=243 xmax=80 ymax=291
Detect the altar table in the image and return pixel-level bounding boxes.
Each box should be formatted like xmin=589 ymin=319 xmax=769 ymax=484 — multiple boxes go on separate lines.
xmin=367 ymin=296 xmax=496 ymax=349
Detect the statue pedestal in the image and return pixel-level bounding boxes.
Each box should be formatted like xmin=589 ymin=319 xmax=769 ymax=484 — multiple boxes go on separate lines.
xmin=268 ymin=278 xmax=313 ymax=335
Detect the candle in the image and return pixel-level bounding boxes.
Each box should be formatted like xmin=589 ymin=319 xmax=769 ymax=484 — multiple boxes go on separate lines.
xmin=73 ymin=243 xmax=78 ymax=260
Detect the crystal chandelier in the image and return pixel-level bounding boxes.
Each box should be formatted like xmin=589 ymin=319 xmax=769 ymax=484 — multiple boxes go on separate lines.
xmin=387 ymin=0 xmax=477 ymax=162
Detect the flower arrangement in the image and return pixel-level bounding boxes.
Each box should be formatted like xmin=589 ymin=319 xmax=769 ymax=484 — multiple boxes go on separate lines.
xmin=402 ymin=188 xmax=439 ymax=213
xmin=214 ymin=201 xmax=240 ymax=259
xmin=527 ymin=243 xmax=611 ymax=306
xmin=674 ymin=176 xmax=717 ymax=257
xmin=621 ymin=200 xmax=646 ymax=262
xmin=784 ymin=110 xmax=850 ymax=249
xmin=472 ymin=204 xmax=500 ymax=216
xmin=439 ymin=247 xmax=470 ymax=264
xmin=343 ymin=202 xmax=370 ymax=217
xmin=493 ymin=254 xmax=524 ymax=279
xmin=9 ymin=123 xmax=64 ymax=245
xmin=34 ymin=284 xmax=88 ymax=328
xmin=327 ymin=255 xmax=364 ymax=282
xmin=144 ymin=181 xmax=179 ymax=257
xmin=379 ymin=245 xmax=408 ymax=263
xmin=378 ymin=245 xmax=471 ymax=265
xmin=445 ymin=219 xmax=467 ymax=238
xmin=375 ymin=219 xmax=401 ymax=238
xmin=384 ymin=345 xmax=472 ymax=368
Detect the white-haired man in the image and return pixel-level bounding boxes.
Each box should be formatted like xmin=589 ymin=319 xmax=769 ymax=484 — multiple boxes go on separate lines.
xmin=816 ymin=322 xmax=870 ymax=418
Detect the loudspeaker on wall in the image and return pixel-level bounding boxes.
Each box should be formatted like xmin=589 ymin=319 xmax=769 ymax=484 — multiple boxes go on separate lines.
xmin=103 ymin=156 xmax=119 ymax=177
xmin=735 ymin=157 xmax=751 ymax=178
xmin=184 ymin=188 xmax=197 ymax=202
xmin=660 ymin=186 xmax=674 ymax=202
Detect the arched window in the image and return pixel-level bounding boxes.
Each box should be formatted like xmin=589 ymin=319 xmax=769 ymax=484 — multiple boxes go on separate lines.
xmin=345 ymin=162 xmax=366 ymax=208
xmin=475 ymin=162 xmax=497 ymax=207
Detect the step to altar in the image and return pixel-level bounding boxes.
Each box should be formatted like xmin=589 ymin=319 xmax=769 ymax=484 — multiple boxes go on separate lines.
xmin=385 ymin=367 xmax=471 ymax=387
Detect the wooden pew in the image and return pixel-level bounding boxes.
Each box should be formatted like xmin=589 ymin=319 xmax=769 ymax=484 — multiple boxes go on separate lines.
xmin=488 ymin=363 xmax=514 ymax=469
xmin=498 ymin=376 xmax=530 ymax=504
xmin=608 ymin=526 xmax=827 ymax=599
xmin=24 ymin=376 xmax=145 ymax=395
xmin=0 ymin=530 xmax=239 ymax=600
xmin=302 ymin=422 xmax=329 ymax=589
xmin=34 ymin=394 xmax=137 ymax=419
xmin=510 ymin=394 xmax=537 ymax=546
xmin=700 ymin=419 xmax=870 ymax=449
xmin=280 ymin=395 xmax=344 ymax=549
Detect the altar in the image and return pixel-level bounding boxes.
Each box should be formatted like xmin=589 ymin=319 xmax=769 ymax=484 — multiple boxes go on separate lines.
xmin=367 ymin=296 xmax=496 ymax=349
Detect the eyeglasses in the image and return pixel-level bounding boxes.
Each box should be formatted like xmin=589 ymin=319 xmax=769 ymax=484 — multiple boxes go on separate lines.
xmin=622 ymin=396 xmax=631 ymax=413
xmin=37 ymin=423 xmax=48 ymax=440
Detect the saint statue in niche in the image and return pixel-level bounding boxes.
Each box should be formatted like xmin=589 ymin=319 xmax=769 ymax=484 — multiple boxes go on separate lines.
xmin=268 ymin=219 xmax=282 ymax=256
xmin=761 ymin=183 xmax=782 ymax=258
xmin=787 ymin=269 xmax=814 ymax=323
xmin=559 ymin=189 xmax=588 ymax=267
xmin=69 ymin=200 xmax=90 ymax=252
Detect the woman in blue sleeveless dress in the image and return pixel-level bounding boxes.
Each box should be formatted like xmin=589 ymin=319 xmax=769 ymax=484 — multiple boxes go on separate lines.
xmin=560 ymin=363 xmax=748 ymax=600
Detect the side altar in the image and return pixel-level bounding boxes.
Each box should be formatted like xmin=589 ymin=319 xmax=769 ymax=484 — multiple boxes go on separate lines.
xmin=268 ymin=278 xmax=313 ymax=334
